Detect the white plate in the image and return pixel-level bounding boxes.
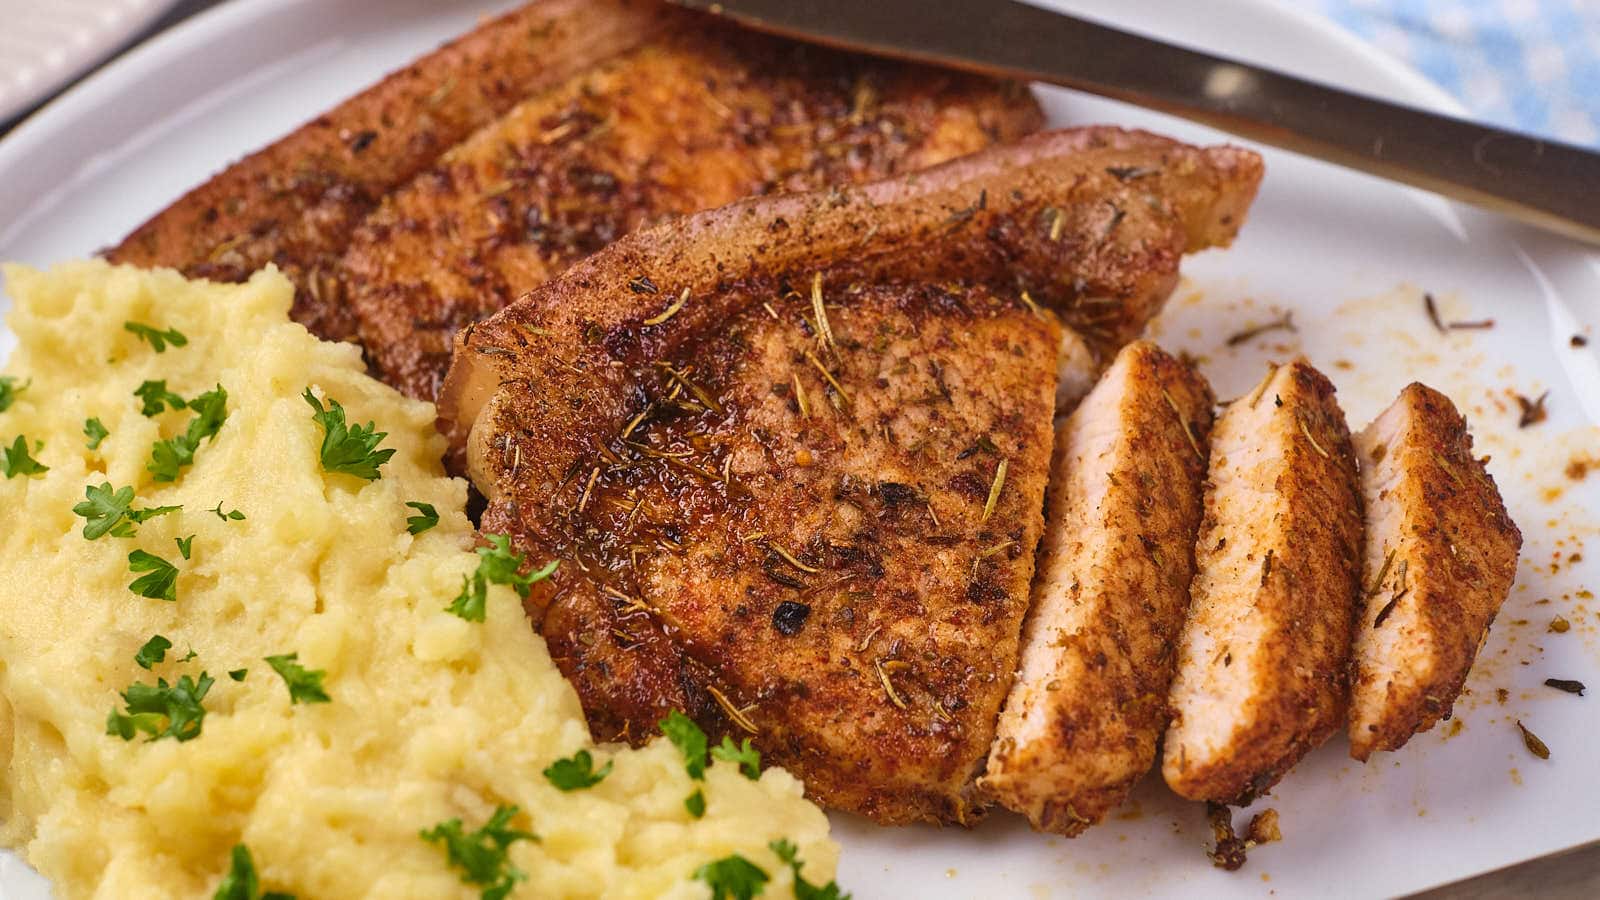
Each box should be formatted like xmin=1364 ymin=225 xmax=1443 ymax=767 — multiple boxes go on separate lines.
xmin=3 ymin=1 xmax=1599 ymax=898
xmin=0 ymin=0 xmax=182 ymax=124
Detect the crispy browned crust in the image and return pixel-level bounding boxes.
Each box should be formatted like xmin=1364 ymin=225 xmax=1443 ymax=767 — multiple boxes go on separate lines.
xmin=440 ymin=127 xmax=1260 ymax=823
xmin=982 ymin=341 xmax=1213 ymax=835
xmin=342 ymin=25 xmax=1043 ymax=400
xmin=1348 ymin=384 xmax=1522 ymax=761
xmin=1163 ymin=360 xmax=1363 ymax=804
xmin=105 ymin=0 xmax=680 ymax=340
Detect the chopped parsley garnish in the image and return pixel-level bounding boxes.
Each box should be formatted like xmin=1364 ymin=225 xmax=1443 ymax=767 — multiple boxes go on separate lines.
xmin=712 ymin=736 xmax=762 ymax=780
xmin=211 ymin=501 xmax=246 ymax=521
xmin=2 ymin=435 xmax=47 ymax=478
xmin=420 ymin=804 xmax=536 ymax=900
xmin=771 ymin=839 xmax=850 ymax=900
xmin=445 ymin=534 xmax=558 ymax=622
xmin=660 ymin=710 xmax=711 ymax=817
xmin=177 ymin=534 xmax=195 ymax=560
xmin=692 ymin=854 xmax=769 ymax=900
xmin=661 ymin=710 xmax=709 ymax=780
xmin=84 ymin=417 xmax=109 ymax=449
xmin=134 ymin=635 xmax=173 ymax=670
xmin=148 ymin=385 xmax=229 ymax=482
xmin=405 ymin=501 xmax=440 ymax=534
xmin=213 ymin=844 xmax=297 ymax=900
xmin=0 ymin=375 xmax=27 ymax=412
xmin=72 ymin=482 xmax=179 ymax=539
xmin=124 ymin=321 xmax=188 ymax=353
xmin=543 ymin=749 xmax=612 ymax=791
xmin=264 ymin=653 xmax=330 ymax=704
xmin=106 ymin=671 xmax=213 ymax=742
xmin=303 ymin=388 xmax=396 ymax=481
xmin=134 ymin=379 xmax=187 ymax=416
xmin=128 ymin=549 xmax=180 ymax=601
xmin=229 ymin=669 xmax=248 ymax=682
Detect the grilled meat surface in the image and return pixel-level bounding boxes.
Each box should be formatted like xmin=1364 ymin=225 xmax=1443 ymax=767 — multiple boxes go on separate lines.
xmin=1348 ymin=384 xmax=1521 ymax=761
xmin=342 ymin=23 xmax=1042 ymax=400
xmin=1162 ymin=360 xmax=1362 ymax=804
xmin=440 ymin=127 xmax=1263 ymax=822
xmin=983 ymin=341 xmax=1213 ymax=835
xmin=107 ymin=0 xmax=1041 ymax=383
xmin=107 ymin=0 xmax=679 ymax=340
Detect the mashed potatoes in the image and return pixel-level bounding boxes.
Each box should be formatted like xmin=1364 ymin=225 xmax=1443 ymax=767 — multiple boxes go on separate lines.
xmin=0 ymin=262 xmax=838 ymax=899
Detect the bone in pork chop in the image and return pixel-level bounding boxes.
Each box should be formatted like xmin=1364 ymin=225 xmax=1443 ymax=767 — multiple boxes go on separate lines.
xmin=1163 ymin=359 xmax=1362 ymax=804
xmin=1348 ymin=384 xmax=1521 ymax=761
xmin=439 ymin=127 xmax=1263 ymax=823
xmin=983 ymin=341 xmax=1213 ymax=835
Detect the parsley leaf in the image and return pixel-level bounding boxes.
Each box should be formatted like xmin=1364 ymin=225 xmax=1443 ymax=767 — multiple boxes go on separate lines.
xmin=692 ymin=854 xmax=769 ymax=900
xmin=543 ymin=749 xmax=613 ymax=791
xmin=2 ymin=435 xmax=47 ymax=478
xmin=0 ymin=376 xmax=27 ymax=412
xmin=177 ymin=534 xmax=195 ymax=560
xmin=134 ymin=635 xmax=172 ymax=670
xmin=303 ymin=388 xmax=396 ymax=481
xmin=661 ymin=710 xmax=709 ymax=780
xmin=770 ymin=839 xmax=850 ymax=900
xmin=73 ymin=483 xmax=134 ymax=538
xmin=148 ymin=385 xmax=228 ymax=482
xmin=124 ymin=321 xmax=188 ymax=353
xmin=685 ymin=788 xmax=706 ymax=819
xmin=445 ymin=535 xmax=558 ymax=622
xmin=106 ymin=671 xmax=213 ymax=742
xmin=213 ymin=844 xmax=297 ymax=900
xmin=84 ymin=417 xmax=109 ymax=449
xmin=420 ymin=805 xmax=536 ymax=900
xmin=134 ymin=380 xmax=187 ymax=416
xmin=211 ymin=501 xmax=246 ymax=521
xmin=229 ymin=669 xmax=248 ymax=682
xmin=406 ymin=501 xmax=440 ymax=535
xmin=712 ymin=736 xmax=762 ymax=780
xmin=264 ymin=653 xmax=330 ymax=704
xmin=128 ymin=549 xmax=180 ymax=601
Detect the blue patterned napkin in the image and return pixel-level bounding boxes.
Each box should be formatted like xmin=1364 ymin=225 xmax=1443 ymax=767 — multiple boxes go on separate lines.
xmin=1314 ymin=0 xmax=1600 ymax=146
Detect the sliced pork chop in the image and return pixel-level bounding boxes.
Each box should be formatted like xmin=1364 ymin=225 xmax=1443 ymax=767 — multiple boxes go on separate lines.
xmin=108 ymin=0 xmax=679 ymax=340
xmin=438 ymin=127 xmax=1262 ymax=823
xmin=342 ymin=24 xmax=1042 ymax=400
xmin=1162 ymin=359 xmax=1362 ymax=804
xmin=1348 ymin=384 xmax=1521 ymax=761
xmin=983 ymin=340 xmax=1213 ymax=835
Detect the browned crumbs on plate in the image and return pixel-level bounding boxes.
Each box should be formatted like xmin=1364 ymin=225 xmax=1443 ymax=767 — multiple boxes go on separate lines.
xmin=1515 ymin=391 xmax=1549 ymax=429
xmin=1516 ymin=720 xmax=1551 ymax=760
xmin=1574 ymin=334 xmax=1590 ymax=347
xmin=1206 ymin=803 xmax=1249 ymax=871
xmin=1246 ymin=809 xmax=1282 ymax=845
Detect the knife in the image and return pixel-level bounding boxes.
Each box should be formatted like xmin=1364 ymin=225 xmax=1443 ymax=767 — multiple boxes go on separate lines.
xmin=671 ymin=0 xmax=1600 ymax=246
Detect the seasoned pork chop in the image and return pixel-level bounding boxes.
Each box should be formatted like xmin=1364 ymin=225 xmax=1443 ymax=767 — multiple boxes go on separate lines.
xmin=1162 ymin=360 xmax=1362 ymax=804
xmin=342 ymin=24 xmax=1042 ymax=400
xmin=983 ymin=341 xmax=1213 ymax=835
xmin=1348 ymin=384 xmax=1521 ymax=761
xmin=108 ymin=0 xmax=678 ymax=340
xmin=439 ymin=127 xmax=1262 ymax=822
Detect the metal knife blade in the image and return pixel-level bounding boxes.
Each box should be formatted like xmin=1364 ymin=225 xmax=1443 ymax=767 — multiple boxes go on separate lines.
xmin=673 ymin=0 xmax=1600 ymax=246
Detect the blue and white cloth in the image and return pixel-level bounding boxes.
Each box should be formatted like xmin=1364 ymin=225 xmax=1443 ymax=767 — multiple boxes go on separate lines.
xmin=1315 ymin=0 xmax=1600 ymax=146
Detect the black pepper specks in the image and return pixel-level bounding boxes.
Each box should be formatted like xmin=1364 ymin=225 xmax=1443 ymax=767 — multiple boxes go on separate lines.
xmin=773 ymin=601 xmax=811 ymax=636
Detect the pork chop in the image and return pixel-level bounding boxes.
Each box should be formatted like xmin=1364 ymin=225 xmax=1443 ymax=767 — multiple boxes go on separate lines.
xmin=983 ymin=340 xmax=1213 ymax=835
xmin=1348 ymin=383 xmax=1521 ymax=761
xmin=1162 ymin=359 xmax=1362 ymax=804
xmin=438 ymin=127 xmax=1263 ymax=822
xmin=341 ymin=23 xmax=1042 ymax=400
xmin=107 ymin=0 xmax=679 ymax=340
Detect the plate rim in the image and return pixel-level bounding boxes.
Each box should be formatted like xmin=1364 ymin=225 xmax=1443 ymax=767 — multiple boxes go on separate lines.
xmin=0 ymin=0 xmax=186 ymax=125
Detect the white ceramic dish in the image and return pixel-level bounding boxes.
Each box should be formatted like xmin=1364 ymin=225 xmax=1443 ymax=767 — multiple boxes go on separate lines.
xmin=0 ymin=0 xmax=183 ymax=124
xmin=2 ymin=1 xmax=1599 ymax=897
